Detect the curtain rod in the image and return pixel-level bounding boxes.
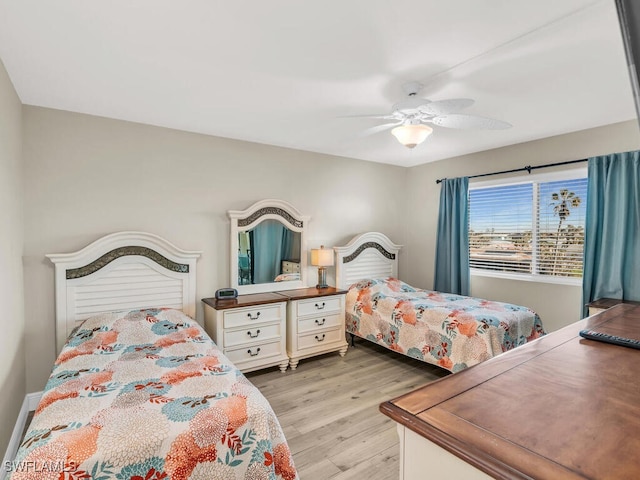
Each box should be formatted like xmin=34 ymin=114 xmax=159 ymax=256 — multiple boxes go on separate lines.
xmin=435 ymin=158 xmax=588 ymax=184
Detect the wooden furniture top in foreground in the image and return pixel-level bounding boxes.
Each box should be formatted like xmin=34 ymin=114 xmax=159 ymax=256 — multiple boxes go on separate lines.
xmin=380 ymin=304 xmax=640 ymax=480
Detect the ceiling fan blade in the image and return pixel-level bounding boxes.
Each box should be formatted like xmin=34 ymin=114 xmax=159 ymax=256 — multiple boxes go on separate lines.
xmin=419 ymin=98 xmax=474 ymax=116
xmin=430 ymin=114 xmax=512 ymax=130
xmin=359 ymin=121 xmax=402 ymax=137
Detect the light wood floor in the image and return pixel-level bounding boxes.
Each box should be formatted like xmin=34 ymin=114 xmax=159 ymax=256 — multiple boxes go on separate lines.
xmin=246 ymin=337 xmax=449 ymax=480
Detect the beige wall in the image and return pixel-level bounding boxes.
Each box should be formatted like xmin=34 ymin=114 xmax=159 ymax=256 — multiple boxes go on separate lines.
xmin=21 ymin=106 xmax=408 ymax=392
xmin=404 ymin=120 xmax=640 ymax=333
xmin=11 ymin=103 xmax=640 ymax=446
xmin=0 ymin=59 xmax=24 ymax=455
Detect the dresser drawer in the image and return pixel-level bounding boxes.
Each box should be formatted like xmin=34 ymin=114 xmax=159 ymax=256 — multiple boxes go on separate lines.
xmin=223 ymin=304 xmax=283 ymax=329
xmin=297 ymin=296 xmax=342 ymax=317
xmin=298 ymin=313 xmax=342 ymax=333
xmin=224 ymin=322 xmax=283 ymax=348
xmin=225 ymin=340 xmax=284 ymax=364
xmin=298 ymin=327 xmax=344 ymax=350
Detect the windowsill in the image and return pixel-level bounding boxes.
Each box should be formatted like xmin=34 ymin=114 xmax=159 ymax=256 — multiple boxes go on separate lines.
xmin=470 ymin=268 xmax=582 ymax=286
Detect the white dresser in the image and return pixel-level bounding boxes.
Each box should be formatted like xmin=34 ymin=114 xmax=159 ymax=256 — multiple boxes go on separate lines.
xmin=279 ymin=287 xmax=349 ymax=370
xmin=203 ymin=293 xmax=289 ymax=373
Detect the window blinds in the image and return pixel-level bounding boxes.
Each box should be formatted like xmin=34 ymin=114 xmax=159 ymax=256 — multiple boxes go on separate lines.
xmin=469 ymin=177 xmax=587 ymax=278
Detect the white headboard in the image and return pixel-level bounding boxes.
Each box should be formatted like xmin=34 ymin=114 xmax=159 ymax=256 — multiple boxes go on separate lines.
xmin=333 ymin=232 xmax=402 ymax=289
xmin=47 ymin=231 xmax=201 ymax=353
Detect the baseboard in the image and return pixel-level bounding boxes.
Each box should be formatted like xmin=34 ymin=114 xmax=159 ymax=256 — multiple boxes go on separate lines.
xmin=1 ymin=392 xmax=42 ymax=480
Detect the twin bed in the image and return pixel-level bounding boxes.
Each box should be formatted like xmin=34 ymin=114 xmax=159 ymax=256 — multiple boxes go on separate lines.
xmin=12 ymin=232 xmax=297 ymax=480
xmin=334 ymin=232 xmax=545 ymax=373
xmin=12 ymin=230 xmax=544 ymax=479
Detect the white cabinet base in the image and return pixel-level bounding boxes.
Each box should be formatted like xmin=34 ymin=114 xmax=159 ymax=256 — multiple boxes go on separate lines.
xmin=397 ymin=425 xmax=491 ymax=480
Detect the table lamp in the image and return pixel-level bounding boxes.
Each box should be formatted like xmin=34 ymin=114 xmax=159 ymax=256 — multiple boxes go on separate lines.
xmin=310 ymin=245 xmax=333 ymax=289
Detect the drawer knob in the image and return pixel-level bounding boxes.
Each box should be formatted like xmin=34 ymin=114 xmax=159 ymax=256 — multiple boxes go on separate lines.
xmin=315 ymin=302 xmax=326 ymax=310
xmin=247 ymin=347 xmax=261 ymax=357
xmin=247 ymin=329 xmax=261 ymax=338
xmin=315 ymin=334 xmax=326 ymax=342
xmin=315 ymin=318 xmax=326 ymax=326
xmin=247 ymin=311 xmax=261 ymax=320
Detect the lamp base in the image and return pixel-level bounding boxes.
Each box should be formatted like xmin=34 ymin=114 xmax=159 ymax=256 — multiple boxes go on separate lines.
xmin=316 ymin=266 xmax=328 ymax=289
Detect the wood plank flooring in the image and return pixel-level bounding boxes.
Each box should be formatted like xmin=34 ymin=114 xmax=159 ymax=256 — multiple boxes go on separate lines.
xmin=246 ymin=337 xmax=449 ymax=480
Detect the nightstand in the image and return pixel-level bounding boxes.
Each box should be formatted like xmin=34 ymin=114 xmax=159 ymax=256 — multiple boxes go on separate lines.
xmin=279 ymin=287 xmax=349 ymax=370
xmin=587 ymin=298 xmax=640 ymax=316
xmin=202 ymin=293 xmax=289 ymax=373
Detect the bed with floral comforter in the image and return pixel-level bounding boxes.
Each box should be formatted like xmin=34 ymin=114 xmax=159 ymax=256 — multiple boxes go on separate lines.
xmin=346 ymin=278 xmax=546 ymax=373
xmin=11 ymin=308 xmax=297 ymax=480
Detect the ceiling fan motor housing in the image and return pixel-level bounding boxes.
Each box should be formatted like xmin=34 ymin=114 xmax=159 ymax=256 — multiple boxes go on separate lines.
xmin=392 ymin=97 xmax=431 ymax=116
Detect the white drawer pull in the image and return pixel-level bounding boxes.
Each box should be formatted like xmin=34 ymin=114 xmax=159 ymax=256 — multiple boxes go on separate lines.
xmin=315 ymin=334 xmax=326 ymax=342
xmin=247 ymin=329 xmax=261 ymax=338
xmin=315 ymin=318 xmax=326 ymax=326
xmin=315 ymin=302 xmax=325 ymax=310
xmin=247 ymin=311 xmax=261 ymax=320
xmin=247 ymin=347 xmax=261 ymax=357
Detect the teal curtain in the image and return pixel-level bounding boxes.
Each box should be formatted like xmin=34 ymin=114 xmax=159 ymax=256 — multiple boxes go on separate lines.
xmin=434 ymin=177 xmax=470 ymax=295
xmin=582 ymin=151 xmax=640 ymax=315
xmin=252 ymin=220 xmax=286 ymax=283
xmin=281 ymin=228 xmax=299 ymax=262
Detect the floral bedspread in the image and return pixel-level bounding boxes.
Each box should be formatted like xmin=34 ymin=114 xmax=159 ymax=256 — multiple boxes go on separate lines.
xmin=11 ymin=308 xmax=297 ymax=480
xmin=346 ymin=278 xmax=546 ymax=373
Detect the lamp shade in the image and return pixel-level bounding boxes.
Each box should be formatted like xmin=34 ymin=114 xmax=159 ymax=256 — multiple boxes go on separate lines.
xmin=310 ymin=245 xmax=334 ymax=267
xmin=391 ymin=124 xmax=433 ymax=148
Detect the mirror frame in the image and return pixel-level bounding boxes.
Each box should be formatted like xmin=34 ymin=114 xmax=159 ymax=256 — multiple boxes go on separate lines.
xmin=229 ymin=199 xmax=309 ymax=294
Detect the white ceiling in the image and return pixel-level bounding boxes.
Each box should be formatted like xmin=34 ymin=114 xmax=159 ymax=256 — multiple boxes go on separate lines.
xmin=0 ymin=0 xmax=636 ymax=167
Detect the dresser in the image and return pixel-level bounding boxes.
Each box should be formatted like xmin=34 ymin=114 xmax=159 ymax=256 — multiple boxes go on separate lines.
xmin=380 ymin=304 xmax=640 ymax=480
xmin=279 ymin=287 xmax=349 ymax=370
xmin=202 ymin=287 xmax=348 ymax=372
xmin=202 ymin=293 xmax=289 ymax=373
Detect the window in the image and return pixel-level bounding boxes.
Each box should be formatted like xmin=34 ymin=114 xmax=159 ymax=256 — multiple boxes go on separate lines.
xmin=468 ymin=173 xmax=587 ymax=282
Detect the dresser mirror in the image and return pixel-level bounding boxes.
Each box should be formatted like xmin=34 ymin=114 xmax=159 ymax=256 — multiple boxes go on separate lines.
xmin=229 ymin=199 xmax=309 ymax=294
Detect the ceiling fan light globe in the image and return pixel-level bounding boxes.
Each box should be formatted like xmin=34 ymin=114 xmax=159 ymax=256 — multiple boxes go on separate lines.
xmin=391 ymin=124 xmax=433 ymax=148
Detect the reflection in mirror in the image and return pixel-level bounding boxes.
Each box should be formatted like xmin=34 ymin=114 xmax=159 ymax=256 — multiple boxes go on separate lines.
xmin=229 ymin=199 xmax=309 ymax=294
xmin=237 ymin=219 xmax=301 ymax=285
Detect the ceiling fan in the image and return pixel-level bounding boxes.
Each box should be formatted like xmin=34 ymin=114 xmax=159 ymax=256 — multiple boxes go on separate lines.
xmin=354 ymin=81 xmax=512 ymax=148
